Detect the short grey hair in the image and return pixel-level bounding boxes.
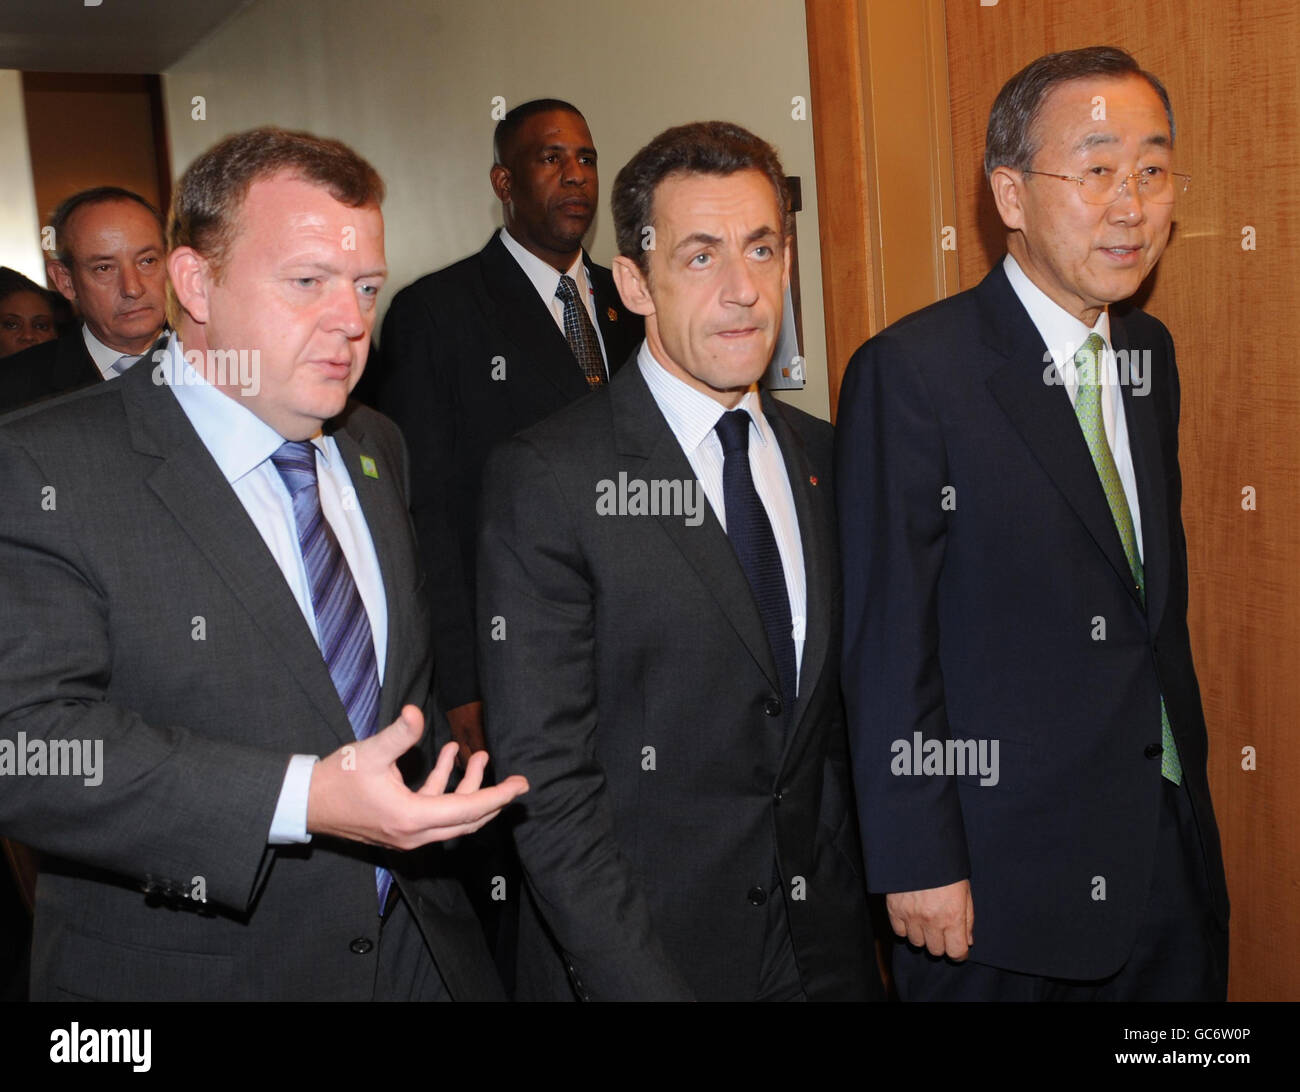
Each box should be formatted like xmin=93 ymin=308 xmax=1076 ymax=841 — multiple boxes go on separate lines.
xmin=984 ymin=46 xmax=1174 ymax=180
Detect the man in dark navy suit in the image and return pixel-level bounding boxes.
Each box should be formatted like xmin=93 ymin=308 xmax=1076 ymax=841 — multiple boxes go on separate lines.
xmin=837 ymin=46 xmax=1229 ymax=1001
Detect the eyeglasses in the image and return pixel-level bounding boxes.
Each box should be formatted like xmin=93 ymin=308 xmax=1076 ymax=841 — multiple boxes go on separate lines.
xmin=1022 ymin=166 xmax=1191 ymax=205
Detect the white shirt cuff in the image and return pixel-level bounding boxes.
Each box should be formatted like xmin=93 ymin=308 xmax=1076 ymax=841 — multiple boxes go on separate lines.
xmin=267 ymin=754 xmax=319 ymax=844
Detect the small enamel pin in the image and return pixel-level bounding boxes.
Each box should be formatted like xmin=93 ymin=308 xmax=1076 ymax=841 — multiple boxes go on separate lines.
xmin=809 ymin=475 xmax=818 ymax=487
xmin=607 ymin=307 xmax=618 ymax=322
xmin=360 ymin=455 xmax=378 ymax=479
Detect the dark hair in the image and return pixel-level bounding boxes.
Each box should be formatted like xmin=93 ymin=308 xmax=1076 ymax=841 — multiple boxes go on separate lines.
xmin=0 ymin=266 xmax=55 ymax=309
xmin=612 ymin=121 xmax=791 ymax=274
xmin=49 ymin=187 xmax=163 ymax=263
xmin=984 ymin=46 xmax=1174 ymax=179
xmin=170 ymin=126 xmax=385 ymax=277
xmin=493 ymin=98 xmax=586 ymax=166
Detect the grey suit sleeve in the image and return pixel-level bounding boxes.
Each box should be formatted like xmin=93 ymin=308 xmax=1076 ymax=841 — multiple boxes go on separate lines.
xmin=836 ymin=335 xmax=971 ymax=893
xmin=477 ymin=438 xmax=694 ymax=1000
xmin=0 ymin=434 xmax=287 ymax=912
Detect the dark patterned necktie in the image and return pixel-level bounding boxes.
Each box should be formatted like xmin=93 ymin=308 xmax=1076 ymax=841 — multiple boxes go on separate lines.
xmin=715 ymin=410 xmax=797 ymax=714
xmin=271 ymin=440 xmax=391 ymax=910
xmin=555 ymin=274 xmax=606 ymax=387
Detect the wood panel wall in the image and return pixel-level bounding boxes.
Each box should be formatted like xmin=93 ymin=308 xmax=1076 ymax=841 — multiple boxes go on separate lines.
xmin=809 ymin=0 xmax=1300 ymax=1000
xmin=806 ymin=0 xmax=955 ymax=419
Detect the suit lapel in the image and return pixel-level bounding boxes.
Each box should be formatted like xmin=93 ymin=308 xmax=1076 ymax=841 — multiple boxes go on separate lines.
xmin=1112 ymin=312 xmax=1171 ymax=637
xmin=478 ymin=234 xmax=591 ymax=402
xmin=123 ymin=367 xmax=356 ymax=747
xmin=981 ymin=266 xmax=1143 ymax=609
xmin=591 ymin=263 xmax=634 ymax=379
xmin=328 ymin=416 xmax=417 ymax=727
xmin=610 ymin=364 xmax=783 ymax=698
xmin=763 ymin=393 xmax=831 ymax=752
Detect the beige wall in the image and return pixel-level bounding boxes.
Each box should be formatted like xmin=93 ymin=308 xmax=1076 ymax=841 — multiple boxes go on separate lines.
xmin=162 ymin=0 xmax=830 ymax=418
xmin=0 ymin=70 xmax=45 ymax=284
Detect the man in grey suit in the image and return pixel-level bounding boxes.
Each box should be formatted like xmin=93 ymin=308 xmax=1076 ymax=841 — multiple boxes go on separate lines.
xmin=478 ymin=122 xmax=881 ymax=1000
xmin=0 ymin=127 xmax=526 ymax=1000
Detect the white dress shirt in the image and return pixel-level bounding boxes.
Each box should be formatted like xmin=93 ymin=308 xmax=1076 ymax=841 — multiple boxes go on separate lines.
xmin=498 ymin=226 xmax=610 ymax=375
xmin=638 ymin=343 xmax=808 ymax=688
xmin=1003 ymin=253 xmax=1144 ymax=561
xmin=83 ymin=324 xmax=143 ymax=380
xmin=162 ymin=334 xmax=388 ymax=843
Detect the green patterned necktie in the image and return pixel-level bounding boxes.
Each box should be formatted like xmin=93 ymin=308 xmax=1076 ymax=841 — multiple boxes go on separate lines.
xmin=1073 ymin=333 xmax=1182 ymax=784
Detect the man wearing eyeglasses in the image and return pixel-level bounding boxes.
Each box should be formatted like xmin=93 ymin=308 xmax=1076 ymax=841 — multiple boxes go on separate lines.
xmin=837 ymin=46 xmax=1229 ymax=1000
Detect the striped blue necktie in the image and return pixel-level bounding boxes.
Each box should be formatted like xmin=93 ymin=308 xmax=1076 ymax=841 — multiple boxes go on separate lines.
xmin=271 ymin=440 xmax=391 ymax=911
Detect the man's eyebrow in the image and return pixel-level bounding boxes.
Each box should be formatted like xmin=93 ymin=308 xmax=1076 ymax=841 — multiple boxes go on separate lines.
xmin=1075 ymin=132 xmax=1171 ymax=153
xmin=1075 ymin=132 xmax=1119 ymax=152
xmin=281 ymin=259 xmax=387 ymax=279
xmin=541 ymin=142 xmax=597 ymax=157
xmin=671 ymin=226 xmax=778 ymax=255
xmin=672 ymin=231 xmax=723 ymax=254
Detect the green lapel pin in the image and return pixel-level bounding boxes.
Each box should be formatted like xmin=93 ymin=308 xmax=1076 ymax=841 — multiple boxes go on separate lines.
xmin=360 ymin=454 xmax=378 ymax=479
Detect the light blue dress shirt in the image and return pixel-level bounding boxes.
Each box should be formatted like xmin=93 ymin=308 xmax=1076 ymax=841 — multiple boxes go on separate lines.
xmin=159 ymin=334 xmax=388 ymax=843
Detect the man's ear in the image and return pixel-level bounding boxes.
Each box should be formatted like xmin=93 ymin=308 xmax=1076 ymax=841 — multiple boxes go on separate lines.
xmin=168 ymin=247 xmax=211 ymax=325
xmin=612 ymin=255 xmax=654 ymax=318
xmin=782 ymin=235 xmax=792 ymax=290
xmin=489 ymin=163 xmax=511 ymax=206
xmin=46 ymin=259 xmax=75 ymax=303
xmin=990 ymin=166 xmax=1027 ymax=232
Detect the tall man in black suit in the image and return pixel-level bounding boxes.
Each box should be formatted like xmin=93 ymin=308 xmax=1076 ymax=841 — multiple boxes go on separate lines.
xmin=0 ymin=127 xmax=526 ymax=1000
xmin=0 ymin=187 xmax=167 ymax=413
xmin=478 ymin=122 xmax=882 ymax=1000
xmin=374 ymin=99 xmax=642 ymax=758
xmin=837 ymin=46 xmax=1229 ymax=1000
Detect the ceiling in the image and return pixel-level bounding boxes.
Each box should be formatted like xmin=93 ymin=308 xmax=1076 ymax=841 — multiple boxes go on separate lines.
xmin=0 ymin=0 xmax=255 ymax=73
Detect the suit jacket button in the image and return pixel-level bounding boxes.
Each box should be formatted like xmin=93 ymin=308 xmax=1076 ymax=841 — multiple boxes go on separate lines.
xmin=773 ymin=789 xmax=784 ymax=805
xmin=747 ymin=886 xmax=768 ymax=906
xmin=1144 ymin=744 xmax=1163 ymax=759
xmin=349 ymin=937 xmax=375 ymax=955
xmin=764 ymin=697 xmax=782 ymax=717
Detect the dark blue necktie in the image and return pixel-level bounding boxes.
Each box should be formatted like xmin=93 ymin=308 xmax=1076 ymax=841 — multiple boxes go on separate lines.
xmin=271 ymin=440 xmax=390 ymax=912
xmin=715 ymin=410 xmax=797 ymax=714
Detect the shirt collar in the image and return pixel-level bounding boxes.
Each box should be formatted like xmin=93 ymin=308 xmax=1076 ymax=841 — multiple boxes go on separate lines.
xmin=498 ymin=226 xmax=588 ymax=304
xmin=83 ymin=322 xmax=170 ymax=380
xmin=636 ymin=341 xmax=771 ymax=455
xmin=161 ymin=332 xmax=330 ymax=484
xmin=83 ymin=323 xmax=134 ymax=378
xmin=1002 ymin=253 xmax=1111 ymax=366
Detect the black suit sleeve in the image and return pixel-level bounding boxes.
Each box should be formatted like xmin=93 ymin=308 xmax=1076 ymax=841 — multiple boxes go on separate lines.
xmin=375 ymin=290 xmax=480 ymax=711
xmin=835 ymin=334 xmax=971 ymax=893
xmin=477 ymin=437 xmax=694 ymax=1000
